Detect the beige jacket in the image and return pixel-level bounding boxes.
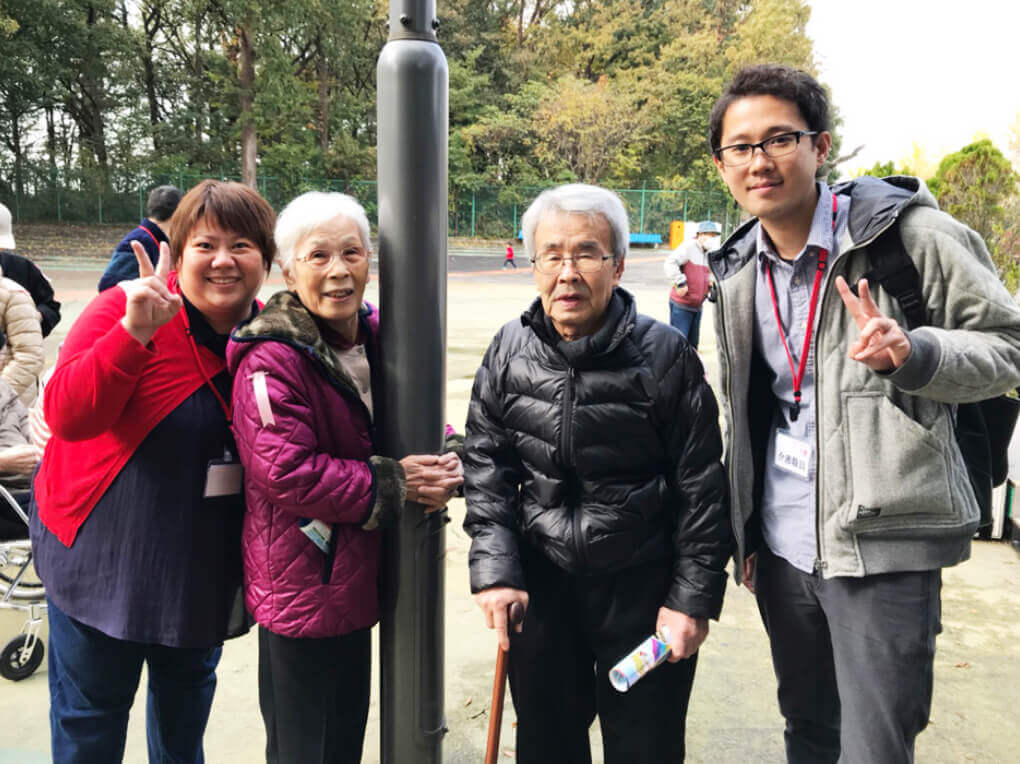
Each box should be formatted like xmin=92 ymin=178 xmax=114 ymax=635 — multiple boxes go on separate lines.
xmin=0 ymin=276 xmax=44 ymax=406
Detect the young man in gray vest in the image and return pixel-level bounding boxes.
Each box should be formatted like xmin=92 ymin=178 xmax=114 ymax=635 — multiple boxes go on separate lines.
xmin=708 ymin=64 xmax=1020 ymax=763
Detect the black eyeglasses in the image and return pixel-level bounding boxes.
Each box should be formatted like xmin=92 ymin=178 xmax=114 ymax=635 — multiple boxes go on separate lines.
xmin=714 ymin=130 xmax=819 ymax=167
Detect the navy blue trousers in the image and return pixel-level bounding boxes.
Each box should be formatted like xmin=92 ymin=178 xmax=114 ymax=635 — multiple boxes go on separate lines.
xmin=46 ymin=597 xmax=220 ymax=764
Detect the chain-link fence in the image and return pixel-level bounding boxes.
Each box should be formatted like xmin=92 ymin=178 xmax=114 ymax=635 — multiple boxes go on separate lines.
xmin=0 ymin=170 xmax=737 ymax=242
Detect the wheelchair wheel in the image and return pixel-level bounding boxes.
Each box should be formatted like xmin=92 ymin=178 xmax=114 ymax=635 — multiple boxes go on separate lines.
xmin=0 ymin=545 xmax=45 ymax=601
xmin=1 ymin=633 xmax=44 ymax=681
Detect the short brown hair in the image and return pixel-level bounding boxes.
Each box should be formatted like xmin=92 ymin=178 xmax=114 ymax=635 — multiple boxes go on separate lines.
xmin=169 ymin=180 xmax=276 ymax=270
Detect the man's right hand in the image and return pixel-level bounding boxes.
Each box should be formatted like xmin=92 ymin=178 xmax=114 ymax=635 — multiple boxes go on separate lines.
xmin=742 ymin=552 xmax=757 ymax=594
xmin=673 ymin=284 xmax=689 ymax=298
xmin=120 ymin=240 xmax=182 ymax=346
xmin=474 ymin=587 xmax=528 ymax=651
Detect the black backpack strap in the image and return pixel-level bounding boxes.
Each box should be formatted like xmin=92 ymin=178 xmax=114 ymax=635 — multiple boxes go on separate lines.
xmin=861 ymin=222 xmax=929 ymax=329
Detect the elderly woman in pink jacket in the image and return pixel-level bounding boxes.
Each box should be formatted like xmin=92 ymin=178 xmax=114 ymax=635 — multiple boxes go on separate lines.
xmin=227 ymin=192 xmax=462 ymax=764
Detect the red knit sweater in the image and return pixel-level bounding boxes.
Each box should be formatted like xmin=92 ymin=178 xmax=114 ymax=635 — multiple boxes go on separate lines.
xmin=34 ymin=284 xmax=224 ymax=546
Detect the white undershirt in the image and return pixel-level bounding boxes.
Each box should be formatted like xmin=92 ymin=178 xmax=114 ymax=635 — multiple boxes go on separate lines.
xmin=333 ymin=344 xmax=373 ymax=420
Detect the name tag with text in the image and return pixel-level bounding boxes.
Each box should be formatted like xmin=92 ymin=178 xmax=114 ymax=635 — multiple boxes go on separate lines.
xmin=774 ymin=430 xmax=812 ymax=480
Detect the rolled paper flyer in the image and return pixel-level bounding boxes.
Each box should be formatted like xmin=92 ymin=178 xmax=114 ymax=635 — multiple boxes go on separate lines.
xmin=608 ymin=626 xmax=672 ymax=693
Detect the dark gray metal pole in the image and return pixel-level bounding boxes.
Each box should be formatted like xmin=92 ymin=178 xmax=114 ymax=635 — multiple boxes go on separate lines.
xmin=376 ymin=2 xmax=448 ymax=763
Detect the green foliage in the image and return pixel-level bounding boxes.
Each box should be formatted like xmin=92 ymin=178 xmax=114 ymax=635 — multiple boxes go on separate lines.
xmin=930 ymin=139 xmax=1020 ymax=288
xmin=930 ymin=139 xmax=1016 ymax=239
xmin=0 ymin=0 xmax=830 ymax=217
xmin=866 ymin=160 xmax=897 ymax=178
xmin=859 ymin=159 xmax=913 ymax=179
xmin=0 ymin=1 xmax=17 ymax=36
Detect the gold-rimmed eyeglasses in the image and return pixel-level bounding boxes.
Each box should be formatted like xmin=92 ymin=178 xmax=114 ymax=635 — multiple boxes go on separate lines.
xmin=531 ymin=253 xmax=614 ymax=274
xmin=295 ymin=249 xmax=369 ymax=270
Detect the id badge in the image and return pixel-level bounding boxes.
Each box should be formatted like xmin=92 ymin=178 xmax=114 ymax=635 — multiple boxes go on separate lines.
xmin=773 ymin=430 xmax=812 ymax=480
xmin=204 ymin=449 xmax=243 ymax=498
xmin=299 ymin=519 xmax=332 ymax=554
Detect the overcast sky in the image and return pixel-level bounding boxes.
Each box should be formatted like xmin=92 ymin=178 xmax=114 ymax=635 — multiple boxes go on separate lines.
xmin=806 ymin=0 xmax=1020 ymax=174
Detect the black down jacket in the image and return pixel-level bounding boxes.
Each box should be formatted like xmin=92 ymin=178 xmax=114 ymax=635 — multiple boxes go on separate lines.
xmin=464 ymin=288 xmax=731 ymax=619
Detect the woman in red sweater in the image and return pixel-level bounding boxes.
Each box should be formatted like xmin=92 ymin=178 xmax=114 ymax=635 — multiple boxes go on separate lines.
xmin=30 ymin=180 xmax=275 ymax=764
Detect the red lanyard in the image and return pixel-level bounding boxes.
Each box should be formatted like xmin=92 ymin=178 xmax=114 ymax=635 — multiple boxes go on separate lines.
xmin=182 ymin=310 xmax=233 ymax=425
xmin=765 ymin=194 xmax=838 ymax=422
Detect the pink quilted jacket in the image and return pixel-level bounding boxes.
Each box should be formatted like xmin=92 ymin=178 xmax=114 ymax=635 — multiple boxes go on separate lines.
xmin=227 ymin=293 xmax=405 ymax=639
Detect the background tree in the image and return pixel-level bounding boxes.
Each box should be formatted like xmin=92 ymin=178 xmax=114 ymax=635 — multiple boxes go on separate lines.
xmin=0 ymin=0 xmax=834 ymax=218
xmin=1009 ymin=112 xmax=1020 ymax=171
xmin=855 ymin=159 xmax=914 ymax=178
xmin=929 ymin=138 xmax=1019 ymax=290
xmin=530 ymin=74 xmax=653 ymax=185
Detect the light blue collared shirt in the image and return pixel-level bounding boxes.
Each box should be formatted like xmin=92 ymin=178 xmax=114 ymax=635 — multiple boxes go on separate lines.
xmin=751 ymin=183 xmax=850 ymax=573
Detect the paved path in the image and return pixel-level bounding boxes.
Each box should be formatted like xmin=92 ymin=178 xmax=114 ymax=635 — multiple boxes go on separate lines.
xmin=2 ymin=252 xmax=1018 ymax=762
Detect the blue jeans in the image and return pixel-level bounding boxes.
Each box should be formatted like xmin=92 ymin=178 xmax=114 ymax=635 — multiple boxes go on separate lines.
xmin=669 ymin=302 xmax=702 ymax=349
xmin=47 ymin=597 xmax=221 ymax=764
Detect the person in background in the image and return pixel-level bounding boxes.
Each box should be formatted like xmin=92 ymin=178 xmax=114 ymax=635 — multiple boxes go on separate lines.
xmin=0 ymin=267 xmax=44 ymax=406
xmin=97 ymin=185 xmax=182 ymax=292
xmin=0 ymin=202 xmax=62 ymax=337
xmin=228 ymin=191 xmax=462 ymax=764
xmin=465 ymin=183 xmax=730 ymax=762
xmin=31 ymin=179 xmax=275 ymax=764
xmin=504 ymin=240 xmax=517 ymax=269
xmin=663 ymin=220 xmax=720 ymax=349
xmin=0 ymin=375 xmax=40 ymax=541
xmin=0 ymin=377 xmax=39 ymax=478
xmin=27 ymin=362 xmax=55 ymax=453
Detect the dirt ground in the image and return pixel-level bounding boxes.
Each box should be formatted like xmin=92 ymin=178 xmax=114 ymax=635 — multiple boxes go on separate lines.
xmin=1 ymin=250 xmax=1018 ymax=763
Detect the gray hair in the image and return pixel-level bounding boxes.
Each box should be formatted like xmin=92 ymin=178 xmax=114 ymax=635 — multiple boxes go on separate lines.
xmin=275 ymin=192 xmax=373 ymax=276
xmin=521 ymin=184 xmax=629 ymax=263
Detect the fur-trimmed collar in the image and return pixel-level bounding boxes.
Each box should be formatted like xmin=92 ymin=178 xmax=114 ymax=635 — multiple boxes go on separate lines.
xmin=229 ymin=290 xmax=376 ymax=397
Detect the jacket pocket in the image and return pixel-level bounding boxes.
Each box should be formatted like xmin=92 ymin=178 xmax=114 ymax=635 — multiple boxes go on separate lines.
xmin=840 ymin=392 xmax=963 ymax=535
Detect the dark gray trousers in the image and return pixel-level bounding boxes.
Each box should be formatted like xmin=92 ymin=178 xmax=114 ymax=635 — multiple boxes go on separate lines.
xmin=755 ymin=547 xmax=941 ymax=764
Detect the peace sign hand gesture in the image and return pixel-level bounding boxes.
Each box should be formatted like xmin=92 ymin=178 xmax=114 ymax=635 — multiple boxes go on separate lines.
xmin=834 ymin=276 xmax=911 ymax=372
xmin=119 ymin=240 xmax=183 ymax=347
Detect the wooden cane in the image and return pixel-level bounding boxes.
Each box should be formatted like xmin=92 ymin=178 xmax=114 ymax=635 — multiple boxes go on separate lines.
xmin=484 ymin=601 xmax=525 ymax=764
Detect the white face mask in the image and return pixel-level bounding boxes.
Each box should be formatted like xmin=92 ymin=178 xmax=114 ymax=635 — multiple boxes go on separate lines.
xmin=700 ymin=235 xmax=721 ymax=252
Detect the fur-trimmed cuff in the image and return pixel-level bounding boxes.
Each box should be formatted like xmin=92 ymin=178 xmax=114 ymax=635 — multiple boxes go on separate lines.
xmin=363 ymin=456 xmax=406 ymax=531
xmin=443 ymin=432 xmax=465 ymax=496
xmin=442 ymin=431 xmax=465 ymax=460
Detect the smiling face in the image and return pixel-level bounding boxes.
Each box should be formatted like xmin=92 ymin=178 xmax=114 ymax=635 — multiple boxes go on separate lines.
xmin=175 ymin=216 xmax=267 ymax=333
xmin=713 ymin=94 xmax=831 ymax=229
xmin=533 ymin=210 xmax=624 ymax=341
xmin=284 ymin=215 xmax=371 ymax=343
